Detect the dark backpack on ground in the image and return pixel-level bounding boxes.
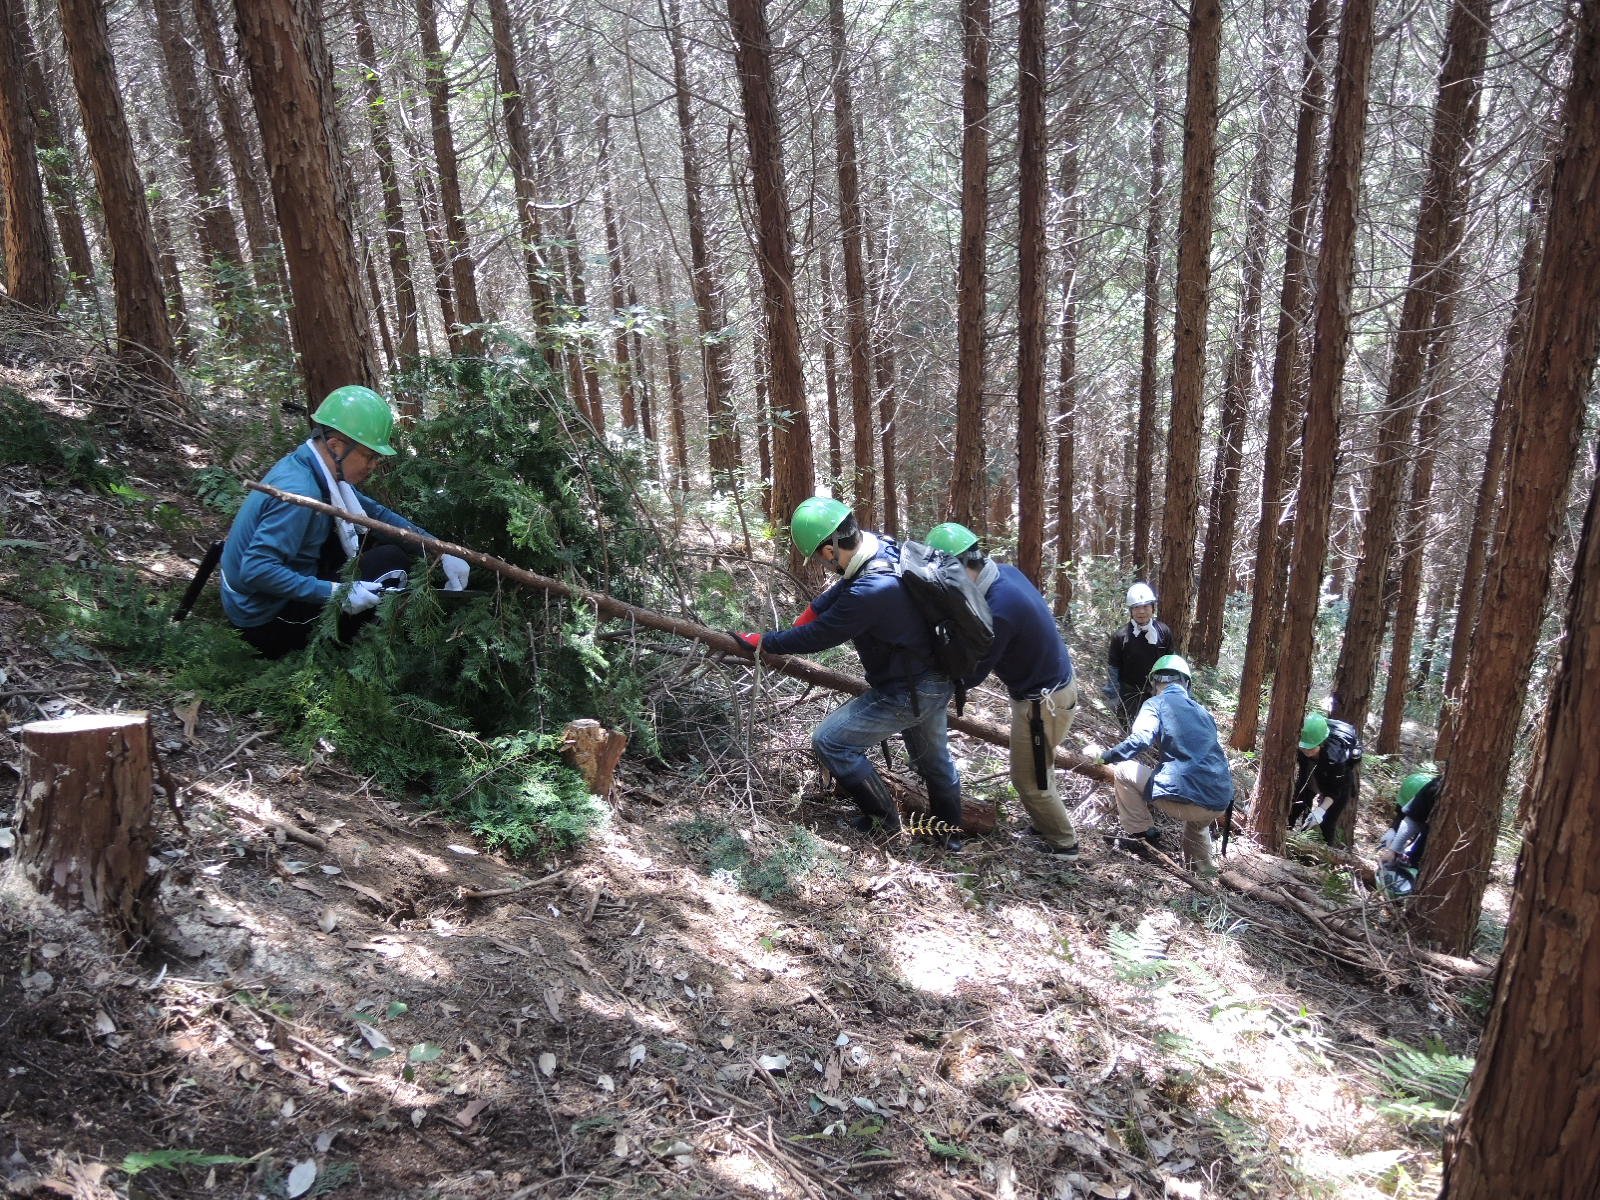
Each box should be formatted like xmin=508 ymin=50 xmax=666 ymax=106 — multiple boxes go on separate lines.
xmin=890 ymin=540 xmax=994 ymax=713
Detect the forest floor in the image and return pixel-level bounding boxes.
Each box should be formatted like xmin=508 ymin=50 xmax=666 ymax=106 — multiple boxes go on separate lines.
xmin=0 ymin=344 xmax=1503 ymax=1200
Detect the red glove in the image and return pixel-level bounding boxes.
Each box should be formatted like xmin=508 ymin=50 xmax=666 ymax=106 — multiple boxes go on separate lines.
xmin=793 ymin=603 xmax=818 ymax=627
xmin=729 ymin=631 xmax=761 ymax=650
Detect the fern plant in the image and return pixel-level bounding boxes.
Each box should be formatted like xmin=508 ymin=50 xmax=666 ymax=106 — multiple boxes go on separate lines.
xmin=1370 ymin=1037 xmax=1475 ymax=1126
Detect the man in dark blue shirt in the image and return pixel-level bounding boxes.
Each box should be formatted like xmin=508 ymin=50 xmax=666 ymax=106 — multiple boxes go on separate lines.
xmin=735 ymin=499 xmax=963 ymax=845
xmin=1291 ymin=713 xmax=1363 ymax=845
xmin=926 ymin=523 xmax=1080 ymax=860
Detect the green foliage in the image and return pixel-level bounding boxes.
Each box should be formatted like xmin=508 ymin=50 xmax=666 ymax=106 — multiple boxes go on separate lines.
xmin=120 ymin=1149 xmax=253 ymax=1177
xmin=0 ymin=387 xmax=122 ymax=491
xmin=1107 ymin=925 xmax=1178 ymax=982
xmin=671 ymin=817 xmax=832 ymax=900
xmin=1370 ymin=1038 xmax=1475 ymax=1127
xmin=191 ymin=465 xmax=248 ymax=516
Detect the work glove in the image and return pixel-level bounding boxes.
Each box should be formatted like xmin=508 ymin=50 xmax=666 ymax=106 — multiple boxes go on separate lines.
xmin=1081 ymin=742 xmax=1106 ymax=764
xmin=440 ymin=554 xmax=470 ymax=591
xmin=340 ymin=580 xmax=385 ymax=615
xmin=727 ymin=631 xmax=761 ymax=654
xmin=373 ymin=569 xmax=409 ymax=591
xmin=793 ymin=603 xmax=818 ymax=627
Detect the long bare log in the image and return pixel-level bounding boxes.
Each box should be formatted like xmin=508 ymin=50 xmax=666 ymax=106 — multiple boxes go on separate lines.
xmin=244 ymin=481 xmax=1112 ymax=782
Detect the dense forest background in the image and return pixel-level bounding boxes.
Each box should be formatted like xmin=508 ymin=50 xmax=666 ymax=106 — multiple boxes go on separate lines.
xmin=3 ymin=0 xmax=1600 ymax=1193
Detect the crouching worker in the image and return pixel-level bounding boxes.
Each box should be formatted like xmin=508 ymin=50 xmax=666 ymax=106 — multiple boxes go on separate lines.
xmin=1376 ymin=771 xmax=1439 ymax=896
xmin=733 ymin=498 xmax=965 ymax=846
xmin=220 ymin=386 xmax=469 ymax=659
xmin=925 ymin=522 xmax=1080 ymax=860
xmin=1082 ymin=655 xmax=1232 ymax=876
xmin=1291 ymin=713 xmax=1363 ymax=844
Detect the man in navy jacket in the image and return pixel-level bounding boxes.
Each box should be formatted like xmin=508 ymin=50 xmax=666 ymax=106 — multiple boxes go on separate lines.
xmin=735 ymin=498 xmax=963 ymax=844
xmin=925 ymin=523 xmax=1081 ymax=860
xmin=1084 ymin=654 xmax=1231 ymax=876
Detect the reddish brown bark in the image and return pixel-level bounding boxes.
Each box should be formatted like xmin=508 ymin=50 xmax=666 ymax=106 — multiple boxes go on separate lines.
xmin=488 ymin=0 xmax=554 ymax=347
xmin=1414 ymin=4 xmax=1600 ymax=954
xmin=1012 ymin=0 xmax=1048 ymax=585
xmin=235 ymin=0 xmax=377 ymax=404
xmin=1133 ymin=34 xmax=1169 ymax=578
xmin=1248 ymin=0 xmax=1375 ymax=853
xmin=1331 ymin=0 xmax=1490 ymax=736
xmin=13 ymin=13 xmax=95 ymax=298
xmin=947 ymin=0 xmax=990 ymax=529
xmin=1156 ymin=0 xmax=1221 ymax=643
xmin=599 ymin=117 xmax=638 ymax=429
xmin=726 ymin=0 xmax=814 ymax=552
xmin=818 ymin=246 xmax=845 ymax=489
xmin=0 ymin=0 xmax=60 ymax=311
xmin=1230 ymin=0 xmax=1333 ymax=751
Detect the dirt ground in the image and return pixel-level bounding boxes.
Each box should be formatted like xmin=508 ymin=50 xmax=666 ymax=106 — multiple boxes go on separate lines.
xmin=0 ymin=370 xmax=1495 ymax=1200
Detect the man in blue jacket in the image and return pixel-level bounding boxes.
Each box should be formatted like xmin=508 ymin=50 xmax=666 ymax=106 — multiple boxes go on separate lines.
xmin=735 ymin=498 xmax=963 ymax=844
xmin=220 ymin=385 xmax=469 ymax=658
xmin=1083 ymin=654 xmax=1231 ymax=876
xmin=925 ymin=523 xmax=1081 ymax=860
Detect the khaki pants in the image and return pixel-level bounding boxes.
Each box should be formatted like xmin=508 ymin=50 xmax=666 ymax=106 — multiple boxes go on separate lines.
xmin=1110 ymin=760 xmax=1218 ymax=871
xmin=1009 ymin=681 xmax=1079 ymax=848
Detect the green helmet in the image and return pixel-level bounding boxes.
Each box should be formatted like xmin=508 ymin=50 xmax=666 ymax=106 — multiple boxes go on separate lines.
xmin=1398 ymin=771 xmax=1436 ymax=808
xmin=311 ymin=385 xmax=397 ymax=455
xmin=1299 ymin=713 xmax=1330 ymax=751
xmin=1150 ymin=653 xmax=1191 ymax=682
xmin=790 ymin=496 xmax=852 ymax=557
xmin=926 ymin=522 xmax=980 ymax=557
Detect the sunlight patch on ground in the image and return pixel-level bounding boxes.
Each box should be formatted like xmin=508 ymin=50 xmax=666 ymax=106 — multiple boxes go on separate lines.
xmin=892 ymin=927 xmax=980 ymax=995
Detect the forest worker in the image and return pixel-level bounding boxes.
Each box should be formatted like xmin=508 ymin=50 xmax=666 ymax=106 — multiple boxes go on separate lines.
xmin=1290 ymin=713 xmax=1364 ymax=844
xmin=1105 ymin=582 xmax=1175 ymax=728
xmin=1081 ymin=654 xmax=1232 ymax=877
xmin=925 ymin=522 xmax=1081 ymax=860
xmin=220 ymin=385 xmax=470 ymax=659
xmin=1376 ymin=771 xmax=1440 ymax=896
xmin=732 ymin=498 xmax=965 ymax=847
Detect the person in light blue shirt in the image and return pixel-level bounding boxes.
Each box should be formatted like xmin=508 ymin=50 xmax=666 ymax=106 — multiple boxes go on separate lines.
xmin=220 ymin=386 xmax=468 ymax=658
xmin=1083 ymin=654 xmax=1231 ymax=876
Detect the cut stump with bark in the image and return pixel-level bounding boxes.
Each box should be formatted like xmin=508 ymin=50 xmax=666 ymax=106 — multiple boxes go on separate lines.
xmin=16 ymin=712 xmax=156 ymax=940
xmin=560 ymin=719 xmax=628 ymax=797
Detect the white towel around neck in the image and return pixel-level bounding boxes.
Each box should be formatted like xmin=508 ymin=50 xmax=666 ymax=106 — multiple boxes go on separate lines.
xmin=306 ymin=438 xmax=364 ymax=560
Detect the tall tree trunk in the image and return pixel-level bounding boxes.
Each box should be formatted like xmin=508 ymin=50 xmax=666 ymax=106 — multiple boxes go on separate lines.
xmin=1414 ymin=558 xmax=1457 ymax=691
xmin=1053 ymin=120 xmax=1081 ymax=621
xmin=818 ymin=246 xmax=845 ymax=489
xmin=828 ymin=0 xmax=875 ymax=525
xmin=1230 ymin=0 xmax=1334 ymax=751
xmin=1247 ymin=0 xmax=1375 ymax=853
xmin=190 ymin=0 xmax=276 ymax=287
xmin=149 ymin=0 xmax=243 ymax=306
xmin=1413 ymin=5 xmax=1600 ymax=954
xmin=658 ymin=265 xmax=691 ymax=493
xmin=416 ymin=0 xmax=483 ymax=354
xmin=726 ymin=0 xmax=814 ymax=552
xmin=947 ymin=0 xmax=989 ymax=529
xmin=1193 ymin=90 xmax=1274 ymax=667
xmin=0 ymin=0 xmax=61 ymax=311
xmin=662 ymin=0 xmax=738 ymax=482
xmin=1012 ymin=0 xmax=1048 ymax=585
xmin=599 ymin=118 xmax=637 ymax=429
xmin=1133 ymin=32 xmax=1169 ymax=578
xmin=235 ymin=0 xmax=378 ymax=403
xmin=58 ymin=0 xmax=178 ymax=392
xmin=1156 ymin=0 xmax=1221 ymax=641
xmin=867 ymin=175 xmax=899 ymax=535
xmin=1330 ymin=0 xmax=1491 ymax=736
xmin=488 ymin=0 xmax=554 ymax=346
xmin=352 ymin=0 xmax=421 ymax=363
xmin=1439 ymin=436 xmax=1600 ymax=1196
xmin=1436 ymin=156 xmax=1552 ymax=759
xmin=629 ymin=282 xmax=656 ymax=445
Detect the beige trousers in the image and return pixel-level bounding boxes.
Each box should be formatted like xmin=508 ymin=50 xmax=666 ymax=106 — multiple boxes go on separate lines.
xmin=1009 ymin=681 xmax=1079 ymax=848
xmin=1110 ymin=760 xmax=1218 ymax=871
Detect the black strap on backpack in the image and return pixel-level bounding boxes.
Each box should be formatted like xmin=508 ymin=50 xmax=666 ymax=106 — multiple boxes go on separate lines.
xmin=892 ymin=540 xmax=994 ymax=715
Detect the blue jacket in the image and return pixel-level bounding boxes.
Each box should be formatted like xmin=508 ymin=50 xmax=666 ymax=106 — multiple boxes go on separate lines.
xmin=1102 ymin=682 xmax=1233 ymax=812
xmin=220 ymin=443 xmax=424 ymax=627
xmin=968 ymin=564 xmax=1073 ymax=699
xmin=759 ymin=538 xmax=937 ymax=693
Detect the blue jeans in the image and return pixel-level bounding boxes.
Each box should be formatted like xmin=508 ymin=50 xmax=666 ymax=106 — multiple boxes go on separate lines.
xmin=813 ymin=674 xmax=960 ymax=808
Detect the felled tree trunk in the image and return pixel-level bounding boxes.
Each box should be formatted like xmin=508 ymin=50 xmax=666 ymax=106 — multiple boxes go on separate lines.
xmin=16 ymin=713 xmax=156 ymax=940
xmin=560 ymin=720 xmax=628 ymax=798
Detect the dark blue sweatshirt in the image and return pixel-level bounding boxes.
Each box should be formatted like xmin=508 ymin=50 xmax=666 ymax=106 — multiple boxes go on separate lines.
xmin=968 ymin=564 xmax=1074 ymax=699
xmin=759 ymin=538 xmax=937 ymax=693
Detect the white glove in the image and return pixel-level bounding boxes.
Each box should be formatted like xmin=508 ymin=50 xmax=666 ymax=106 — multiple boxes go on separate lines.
xmin=340 ymin=580 xmax=385 ymax=614
xmin=1081 ymin=742 xmax=1105 ymax=763
xmin=440 ymin=554 xmax=470 ymax=591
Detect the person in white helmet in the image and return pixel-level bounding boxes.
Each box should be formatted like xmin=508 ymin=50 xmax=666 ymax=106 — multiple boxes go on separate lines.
xmin=1104 ymin=582 xmax=1174 ymax=728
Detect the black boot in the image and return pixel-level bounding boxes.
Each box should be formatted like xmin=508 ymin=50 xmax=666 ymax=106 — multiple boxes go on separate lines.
xmin=927 ymin=784 xmax=966 ymax=851
xmin=839 ymin=770 xmax=902 ymax=834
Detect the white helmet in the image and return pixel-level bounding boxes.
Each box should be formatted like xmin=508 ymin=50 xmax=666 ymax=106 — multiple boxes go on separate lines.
xmin=1126 ymin=582 xmax=1157 ymax=607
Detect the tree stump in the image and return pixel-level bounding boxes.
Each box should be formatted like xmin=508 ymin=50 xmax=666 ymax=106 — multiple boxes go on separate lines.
xmin=559 ymin=719 xmax=628 ymax=797
xmin=15 ymin=713 xmax=156 ymax=940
